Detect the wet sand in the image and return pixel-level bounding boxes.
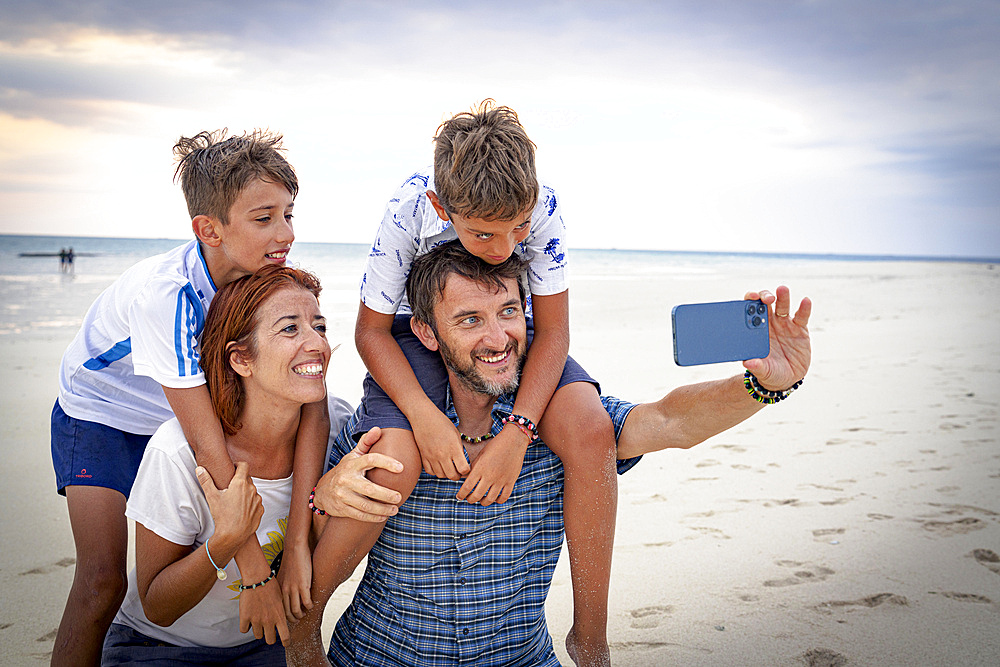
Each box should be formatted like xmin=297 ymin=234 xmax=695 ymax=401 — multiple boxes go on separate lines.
xmin=2 ymin=258 xmax=999 ymax=665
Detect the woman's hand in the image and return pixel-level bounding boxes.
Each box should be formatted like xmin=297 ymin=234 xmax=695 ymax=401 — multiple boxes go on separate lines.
xmin=312 ymin=427 xmax=405 ymax=522
xmin=196 ymin=462 xmax=263 ymax=551
xmin=197 ymin=463 xmax=288 ymax=645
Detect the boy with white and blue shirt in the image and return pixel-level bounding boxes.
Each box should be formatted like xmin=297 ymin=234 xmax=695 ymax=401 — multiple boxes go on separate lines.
xmin=55 ymin=241 xmax=216 ymax=436
xmin=360 ymin=168 xmax=568 ymax=316
xmin=350 ymin=100 xmax=621 ymax=665
xmin=50 ymin=131 xmax=327 ymax=666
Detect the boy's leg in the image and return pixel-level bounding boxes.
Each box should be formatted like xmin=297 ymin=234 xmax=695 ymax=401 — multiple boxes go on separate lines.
xmin=287 ymin=428 xmax=422 ymax=667
xmin=52 ymin=485 xmax=129 ymax=667
xmin=538 ymin=381 xmax=618 ymax=667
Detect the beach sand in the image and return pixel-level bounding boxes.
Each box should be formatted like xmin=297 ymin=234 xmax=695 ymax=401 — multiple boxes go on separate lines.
xmin=2 ymin=258 xmax=999 ymax=665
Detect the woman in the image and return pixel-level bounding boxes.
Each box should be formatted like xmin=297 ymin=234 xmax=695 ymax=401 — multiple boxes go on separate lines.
xmin=102 ymin=265 xmax=401 ymax=666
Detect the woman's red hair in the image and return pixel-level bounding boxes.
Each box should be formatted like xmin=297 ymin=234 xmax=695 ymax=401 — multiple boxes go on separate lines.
xmin=200 ymin=265 xmax=322 ymax=435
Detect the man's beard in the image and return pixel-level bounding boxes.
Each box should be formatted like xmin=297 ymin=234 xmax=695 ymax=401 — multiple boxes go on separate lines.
xmin=438 ymin=337 xmax=524 ymax=397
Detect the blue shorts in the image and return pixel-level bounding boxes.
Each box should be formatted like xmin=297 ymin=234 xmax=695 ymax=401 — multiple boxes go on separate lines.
xmin=102 ymin=623 xmax=285 ymax=666
xmin=50 ymin=400 xmax=151 ymax=497
xmin=352 ymin=315 xmax=598 ymax=439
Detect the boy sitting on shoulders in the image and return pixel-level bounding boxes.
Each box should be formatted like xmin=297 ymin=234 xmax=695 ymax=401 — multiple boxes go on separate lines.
xmin=346 ymin=100 xmax=619 ymax=665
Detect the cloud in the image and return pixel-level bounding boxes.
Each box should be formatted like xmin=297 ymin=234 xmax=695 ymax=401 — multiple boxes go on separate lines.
xmin=0 ymin=0 xmax=997 ymax=255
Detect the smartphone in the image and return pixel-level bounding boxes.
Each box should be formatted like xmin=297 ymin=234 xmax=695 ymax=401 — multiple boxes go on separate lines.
xmin=671 ymin=299 xmax=770 ymax=366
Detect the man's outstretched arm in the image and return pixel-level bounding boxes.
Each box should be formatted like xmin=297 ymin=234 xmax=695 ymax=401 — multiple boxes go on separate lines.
xmin=617 ymin=286 xmax=811 ymax=460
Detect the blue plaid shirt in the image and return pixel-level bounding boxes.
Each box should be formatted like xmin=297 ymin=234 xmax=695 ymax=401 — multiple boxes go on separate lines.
xmin=327 ymin=394 xmax=640 ymax=667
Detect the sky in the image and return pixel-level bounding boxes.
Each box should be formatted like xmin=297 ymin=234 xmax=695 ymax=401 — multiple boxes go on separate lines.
xmin=1 ymin=0 xmax=998 ymax=258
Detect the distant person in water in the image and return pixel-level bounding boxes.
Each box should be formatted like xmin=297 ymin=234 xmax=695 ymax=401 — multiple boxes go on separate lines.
xmin=59 ymin=248 xmax=68 ymax=273
xmin=66 ymin=247 xmax=75 ymax=274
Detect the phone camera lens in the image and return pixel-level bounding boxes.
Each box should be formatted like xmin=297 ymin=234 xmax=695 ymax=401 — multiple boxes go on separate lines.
xmin=746 ymin=304 xmax=756 ymax=315
xmin=757 ymin=304 xmax=766 ymax=315
xmin=752 ymin=315 xmax=763 ymax=327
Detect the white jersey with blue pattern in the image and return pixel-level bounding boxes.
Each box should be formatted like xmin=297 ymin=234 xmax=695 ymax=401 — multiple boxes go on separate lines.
xmin=57 ymin=240 xmax=217 ymax=435
xmin=360 ymin=167 xmax=569 ymax=317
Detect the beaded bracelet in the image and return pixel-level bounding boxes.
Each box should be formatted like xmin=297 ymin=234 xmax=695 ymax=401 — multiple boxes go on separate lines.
xmin=501 ymin=414 xmax=538 ymax=441
xmin=744 ymin=370 xmax=803 ymax=404
xmin=460 ymin=431 xmax=494 ymax=444
xmin=205 ymin=538 xmax=228 ymax=581
xmin=238 ymin=568 xmax=276 ymax=592
xmin=308 ymin=486 xmax=327 ymax=516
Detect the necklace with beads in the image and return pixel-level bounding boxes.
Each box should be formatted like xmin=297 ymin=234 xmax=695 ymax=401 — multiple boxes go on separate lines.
xmin=460 ymin=431 xmax=494 ymax=444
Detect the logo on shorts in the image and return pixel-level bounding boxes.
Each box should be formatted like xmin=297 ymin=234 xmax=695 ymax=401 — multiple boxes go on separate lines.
xmin=75 ymin=468 xmax=92 ymax=479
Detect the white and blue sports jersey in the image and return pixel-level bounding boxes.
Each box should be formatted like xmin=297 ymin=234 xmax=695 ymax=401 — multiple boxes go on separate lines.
xmin=360 ymin=167 xmax=569 ymax=317
xmin=58 ymin=240 xmax=217 ymax=435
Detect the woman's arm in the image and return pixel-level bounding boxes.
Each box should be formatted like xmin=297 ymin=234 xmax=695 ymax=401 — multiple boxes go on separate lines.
xmin=163 ymin=385 xmax=287 ymax=642
xmin=136 ymin=463 xmax=263 ymax=627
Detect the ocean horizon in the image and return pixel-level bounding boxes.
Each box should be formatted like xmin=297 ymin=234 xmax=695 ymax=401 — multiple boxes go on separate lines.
xmin=4 ymin=233 xmax=998 ymax=266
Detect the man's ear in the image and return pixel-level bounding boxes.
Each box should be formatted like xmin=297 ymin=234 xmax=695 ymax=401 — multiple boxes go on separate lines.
xmin=425 ymin=191 xmax=449 ymax=221
xmin=227 ymin=342 xmax=252 ymax=377
xmin=410 ymin=317 xmax=440 ymax=352
xmin=193 ymin=215 xmax=223 ymax=248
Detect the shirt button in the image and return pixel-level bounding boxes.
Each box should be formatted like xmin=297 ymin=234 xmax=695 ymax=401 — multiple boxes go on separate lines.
xmin=459 ymin=577 xmax=466 ymax=585
xmin=463 ymin=628 xmax=469 ymax=636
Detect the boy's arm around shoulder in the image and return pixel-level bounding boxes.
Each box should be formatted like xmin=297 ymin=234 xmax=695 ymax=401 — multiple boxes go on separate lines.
xmin=356 ymin=301 xmax=469 ymax=480
xmin=163 ymin=385 xmax=236 ymax=482
xmin=512 ymin=290 xmax=569 ymax=422
xmin=280 ymin=396 xmax=329 ymax=620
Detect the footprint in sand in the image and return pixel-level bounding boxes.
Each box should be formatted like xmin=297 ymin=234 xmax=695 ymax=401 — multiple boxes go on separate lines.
xmin=19 ymin=557 xmax=75 ymax=576
xmin=813 ymin=593 xmax=909 ymax=614
xmin=763 ymin=561 xmax=835 ymax=588
xmin=919 ymin=517 xmax=986 ymax=536
xmin=688 ymin=526 xmax=730 ymax=540
xmin=930 ymin=591 xmax=993 ymax=604
xmin=801 ymin=648 xmax=849 ymax=667
xmin=971 ymin=548 xmax=1000 ymax=575
xmin=628 ymin=605 xmax=674 ymax=629
xmin=812 ymin=528 xmax=845 ymax=542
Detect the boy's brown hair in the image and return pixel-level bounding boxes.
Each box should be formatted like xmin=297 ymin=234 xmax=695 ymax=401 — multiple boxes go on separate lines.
xmin=433 ymin=100 xmax=538 ymax=221
xmin=173 ymin=129 xmax=298 ymax=225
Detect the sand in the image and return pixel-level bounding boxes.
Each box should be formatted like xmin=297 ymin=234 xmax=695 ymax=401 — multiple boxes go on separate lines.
xmin=2 ymin=257 xmax=999 ymax=666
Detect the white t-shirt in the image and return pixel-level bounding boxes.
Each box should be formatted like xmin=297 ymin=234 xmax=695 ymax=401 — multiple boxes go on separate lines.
xmin=360 ymin=167 xmax=569 ymax=316
xmin=58 ymin=240 xmax=217 ymax=434
xmin=114 ymin=395 xmax=354 ymax=647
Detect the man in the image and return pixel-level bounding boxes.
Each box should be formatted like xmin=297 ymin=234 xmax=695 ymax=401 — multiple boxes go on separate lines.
xmin=294 ymin=242 xmax=812 ymax=667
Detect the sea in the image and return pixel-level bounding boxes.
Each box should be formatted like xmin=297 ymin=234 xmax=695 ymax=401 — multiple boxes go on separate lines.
xmin=2 ymin=233 xmax=995 ymax=339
